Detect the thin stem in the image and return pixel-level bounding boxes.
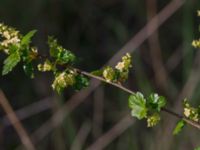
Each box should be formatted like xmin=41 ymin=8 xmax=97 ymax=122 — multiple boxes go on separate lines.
xmin=38 ymin=54 xmax=200 ymax=129
xmin=0 ymin=91 xmax=36 ymax=150
xmin=74 ymin=68 xmax=200 ymax=130
xmin=75 ymin=68 xmax=134 ymax=95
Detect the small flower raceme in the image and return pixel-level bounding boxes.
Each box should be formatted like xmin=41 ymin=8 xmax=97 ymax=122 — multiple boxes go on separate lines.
xmin=192 ymin=40 xmax=200 ymax=49
xmin=0 ymin=23 xmax=21 ymax=53
xmin=37 ymin=59 xmax=52 ymax=72
xmin=51 ymin=71 xmax=76 ymax=93
xmin=115 ymin=53 xmax=132 ymax=71
xmin=102 ymin=66 xmax=115 ymax=82
xmin=147 ymin=113 xmax=161 ymax=127
xmin=101 ymin=53 xmax=132 ymax=83
xmin=183 ymin=99 xmax=200 ymax=122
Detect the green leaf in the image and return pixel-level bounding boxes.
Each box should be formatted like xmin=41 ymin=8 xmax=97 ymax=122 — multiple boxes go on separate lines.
xmin=21 ymin=30 xmax=37 ymax=46
xmin=48 ymin=36 xmax=76 ymax=64
xmin=173 ymin=120 xmax=185 ymax=135
xmin=148 ymin=93 xmax=166 ymax=112
xmin=23 ymin=62 xmax=34 ymax=78
xmin=73 ymin=74 xmax=89 ymax=91
xmin=128 ymin=92 xmax=147 ymax=120
xmin=2 ymin=51 xmax=21 ymax=75
xmin=48 ymin=36 xmax=58 ymax=57
xmin=8 ymin=44 xmax=19 ymax=53
xmin=58 ymin=50 xmax=76 ymax=64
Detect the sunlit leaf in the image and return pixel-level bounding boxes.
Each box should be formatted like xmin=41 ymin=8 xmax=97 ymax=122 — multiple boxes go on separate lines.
xmin=128 ymin=92 xmax=147 ymax=120
xmin=147 ymin=93 xmax=166 ymax=112
xmin=173 ymin=120 xmax=185 ymax=135
xmin=2 ymin=51 xmax=20 ymax=75
xmin=21 ymin=30 xmax=37 ymax=46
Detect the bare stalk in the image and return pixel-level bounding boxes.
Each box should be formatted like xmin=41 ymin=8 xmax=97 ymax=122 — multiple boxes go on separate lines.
xmin=0 ymin=91 xmax=36 ymax=150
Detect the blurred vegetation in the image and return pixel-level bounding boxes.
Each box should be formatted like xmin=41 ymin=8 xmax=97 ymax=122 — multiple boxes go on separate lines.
xmin=1 ymin=0 xmax=200 ymax=150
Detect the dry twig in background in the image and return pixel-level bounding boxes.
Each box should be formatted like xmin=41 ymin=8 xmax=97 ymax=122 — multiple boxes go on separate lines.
xmin=0 ymin=90 xmax=36 ymax=150
xmin=70 ymin=121 xmax=91 ymax=150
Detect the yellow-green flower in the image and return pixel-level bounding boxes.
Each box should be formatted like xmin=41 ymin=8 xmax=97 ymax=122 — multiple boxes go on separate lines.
xmin=52 ymin=71 xmax=76 ymax=93
xmin=147 ymin=113 xmax=160 ymax=127
xmin=192 ymin=40 xmax=200 ymax=48
xmin=0 ymin=23 xmax=21 ymax=53
xmin=103 ymin=66 xmax=115 ymax=82
xmin=115 ymin=53 xmax=132 ymax=71
xmin=184 ymin=108 xmax=190 ymax=118
xmin=183 ymin=99 xmax=199 ymax=122
xmin=37 ymin=59 xmax=52 ymax=72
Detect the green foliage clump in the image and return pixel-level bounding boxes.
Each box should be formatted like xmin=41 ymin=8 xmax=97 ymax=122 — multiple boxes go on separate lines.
xmin=45 ymin=37 xmax=89 ymax=93
xmin=147 ymin=94 xmax=166 ymax=113
xmin=48 ymin=36 xmax=76 ymax=65
xmin=73 ymin=74 xmax=89 ymax=91
xmin=0 ymin=23 xmax=38 ymax=77
xmin=128 ymin=92 xmax=166 ymax=127
xmin=52 ymin=71 xmax=76 ymax=93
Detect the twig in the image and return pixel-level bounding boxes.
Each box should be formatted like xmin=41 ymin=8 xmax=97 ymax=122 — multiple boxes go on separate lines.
xmin=92 ymin=86 xmax=104 ymax=138
xmin=0 ymin=90 xmax=36 ymax=150
xmin=86 ymin=115 xmax=134 ymax=150
xmin=75 ymin=69 xmax=200 ymax=130
xmin=162 ymin=108 xmax=200 ymax=129
xmin=157 ymin=50 xmax=200 ymax=150
xmin=70 ymin=121 xmax=91 ymax=150
xmin=75 ymin=68 xmax=134 ymax=95
xmin=107 ymin=0 xmax=185 ymax=66
xmin=30 ymin=0 xmax=185 ymax=144
xmin=1 ymin=97 xmax=53 ymax=127
xmin=146 ymin=0 xmax=170 ymax=96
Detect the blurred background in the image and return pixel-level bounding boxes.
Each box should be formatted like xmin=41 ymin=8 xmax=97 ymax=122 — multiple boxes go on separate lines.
xmin=0 ymin=0 xmax=200 ymax=149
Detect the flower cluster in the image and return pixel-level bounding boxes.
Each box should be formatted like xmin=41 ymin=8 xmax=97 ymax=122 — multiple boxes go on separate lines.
xmin=128 ymin=92 xmax=166 ymax=127
xmin=36 ymin=37 xmax=89 ymax=93
xmin=101 ymin=53 xmax=132 ymax=83
xmin=183 ymin=99 xmax=200 ymax=122
xmin=48 ymin=37 xmax=76 ymax=65
xmin=147 ymin=113 xmax=160 ymax=127
xmin=0 ymin=24 xmax=38 ymax=77
xmin=52 ymin=71 xmax=76 ymax=93
xmin=192 ymin=40 xmax=200 ymax=49
xmin=115 ymin=53 xmax=132 ymax=71
xmin=38 ymin=59 xmax=53 ymax=72
xmin=191 ymin=10 xmax=200 ymax=49
xmin=102 ymin=66 xmax=115 ymax=82
xmin=0 ymin=23 xmax=21 ymax=53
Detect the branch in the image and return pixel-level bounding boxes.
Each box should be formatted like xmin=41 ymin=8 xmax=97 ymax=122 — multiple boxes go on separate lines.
xmin=10 ymin=0 xmax=186 ymax=145
xmin=0 ymin=90 xmax=36 ymax=150
xmin=74 ymin=68 xmax=200 ymax=130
